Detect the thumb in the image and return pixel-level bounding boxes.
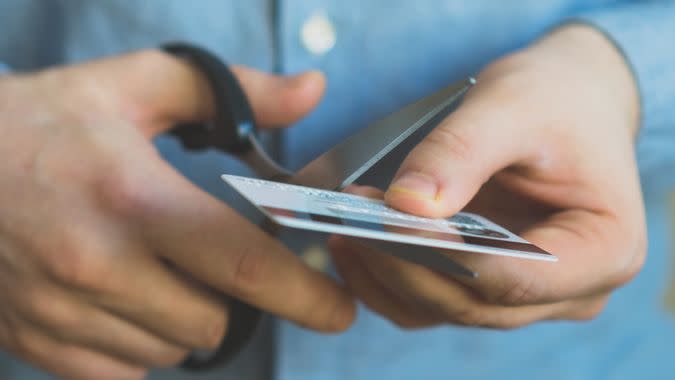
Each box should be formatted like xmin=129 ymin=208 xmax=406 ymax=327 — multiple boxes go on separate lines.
xmin=100 ymin=50 xmax=326 ymax=138
xmin=384 ymin=93 xmax=532 ymax=218
xmin=231 ymin=66 xmax=326 ymax=128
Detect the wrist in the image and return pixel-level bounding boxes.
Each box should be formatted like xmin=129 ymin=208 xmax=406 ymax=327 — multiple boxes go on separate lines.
xmin=526 ymin=24 xmax=641 ymax=138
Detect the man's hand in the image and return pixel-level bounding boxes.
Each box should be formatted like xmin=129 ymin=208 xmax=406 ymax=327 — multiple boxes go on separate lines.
xmin=0 ymin=51 xmax=355 ymax=379
xmin=330 ymin=25 xmax=645 ymax=329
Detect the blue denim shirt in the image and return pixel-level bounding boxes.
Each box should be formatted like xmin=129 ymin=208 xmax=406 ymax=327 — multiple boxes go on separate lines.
xmin=1 ymin=1 xmax=674 ymax=379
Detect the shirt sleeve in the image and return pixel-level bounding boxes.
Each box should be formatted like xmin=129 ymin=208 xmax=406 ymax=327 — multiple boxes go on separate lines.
xmin=0 ymin=62 xmax=9 ymax=74
xmin=569 ymin=1 xmax=675 ymax=184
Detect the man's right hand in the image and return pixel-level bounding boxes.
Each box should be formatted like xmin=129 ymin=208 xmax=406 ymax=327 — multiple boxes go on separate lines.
xmin=0 ymin=50 xmax=355 ymax=380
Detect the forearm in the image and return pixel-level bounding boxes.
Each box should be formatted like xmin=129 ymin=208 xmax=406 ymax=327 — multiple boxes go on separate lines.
xmin=520 ymin=24 xmax=640 ymax=137
xmin=568 ymin=1 xmax=675 ymax=178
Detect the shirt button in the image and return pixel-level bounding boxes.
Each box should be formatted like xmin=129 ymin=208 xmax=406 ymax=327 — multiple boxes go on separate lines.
xmin=300 ymin=11 xmax=337 ymax=56
xmin=301 ymin=244 xmax=330 ymax=272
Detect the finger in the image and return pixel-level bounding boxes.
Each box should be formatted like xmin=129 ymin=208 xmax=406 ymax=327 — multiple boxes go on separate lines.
xmin=37 ymin=225 xmax=229 ymax=351
xmin=116 ymin=157 xmax=356 ymax=333
xmin=342 ymin=237 xmax=489 ymax=325
xmin=384 ymin=86 xmax=536 ymax=218
xmin=447 ymin=209 xmax=642 ymax=305
xmin=18 ymin=284 xmax=188 ymax=368
xmin=340 ymin=236 xmax=585 ymax=328
xmin=103 ymin=50 xmax=326 ymax=136
xmin=231 ymin=66 xmax=326 ymax=128
xmin=328 ymin=236 xmax=442 ymax=329
xmin=8 ymin=326 xmax=146 ymax=380
xmin=86 ymin=253 xmax=229 ymax=351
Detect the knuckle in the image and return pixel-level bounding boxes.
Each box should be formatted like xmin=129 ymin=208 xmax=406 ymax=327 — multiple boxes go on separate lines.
xmin=492 ymin=277 xmax=540 ymax=306
xmin=44 ymin=245 xmax=87 ymax=286
xmin=98 ymin=166 xmax=154 ymax=219
xmin=228 ymin=247 xmax=269 ymax=295
xmin=45 ymin=245 xmax=105 ymax=290
xmin=425 ymin=123 xmax=475 ymax=162
xmin=40 ymin=228 xmax=116 ymax=292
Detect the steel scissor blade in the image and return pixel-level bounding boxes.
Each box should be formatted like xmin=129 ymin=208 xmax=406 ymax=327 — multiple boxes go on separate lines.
xmin=290 ymin=77 xmax=475 ymax=190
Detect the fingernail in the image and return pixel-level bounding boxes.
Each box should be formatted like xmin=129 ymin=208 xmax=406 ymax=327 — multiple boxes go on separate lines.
xmin=388 ymin=172 xmax=439 ymax=201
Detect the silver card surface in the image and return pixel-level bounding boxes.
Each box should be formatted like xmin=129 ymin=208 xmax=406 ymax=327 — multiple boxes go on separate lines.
xmin=222 ymin=175 xmax=556 ymax=263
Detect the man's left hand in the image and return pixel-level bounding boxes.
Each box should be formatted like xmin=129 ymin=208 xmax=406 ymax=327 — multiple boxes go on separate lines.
xmin=329 ymin=25 xmax=646 ymax=329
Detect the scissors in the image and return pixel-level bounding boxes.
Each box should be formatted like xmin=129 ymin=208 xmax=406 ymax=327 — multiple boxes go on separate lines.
xmin=162 ymin=42 xmax=476 ymax=371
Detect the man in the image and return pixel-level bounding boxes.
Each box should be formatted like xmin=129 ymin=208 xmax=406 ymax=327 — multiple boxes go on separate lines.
xmin=0 ymin=1 xmax=673 ymax=379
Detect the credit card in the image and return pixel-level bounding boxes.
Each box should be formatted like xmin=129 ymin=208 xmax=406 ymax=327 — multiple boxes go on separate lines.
xmin=222 ymin=174 xmax=556 ymax=264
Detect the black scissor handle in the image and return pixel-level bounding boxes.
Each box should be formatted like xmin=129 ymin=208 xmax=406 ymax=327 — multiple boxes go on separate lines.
xmin=162 ymin=42 xmax=292 ymax=180
xmin=160 ymin=42 xmax=263 ymax=371
xmin=162 ymin=42 xmax=257 ymax=154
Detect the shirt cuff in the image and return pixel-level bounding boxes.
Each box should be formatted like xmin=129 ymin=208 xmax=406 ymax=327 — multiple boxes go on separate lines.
xmin=568 ymin=2 xmax=675 ymax=134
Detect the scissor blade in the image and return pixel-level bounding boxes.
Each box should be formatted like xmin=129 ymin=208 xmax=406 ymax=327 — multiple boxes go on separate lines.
xmin=290 ymin=77 xmax=475 ymax=190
